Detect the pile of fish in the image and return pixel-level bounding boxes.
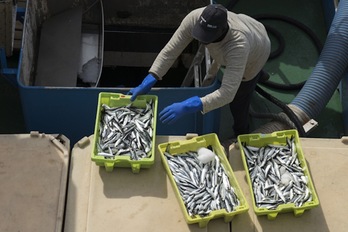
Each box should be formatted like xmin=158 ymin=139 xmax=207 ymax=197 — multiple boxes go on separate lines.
xmin=97 ymin=100 xmax=155 ymax=160
xmin=241 ymin=136 xmax=312 ymax=210
xmin=164 ymin=149 xmax=240 ymax=217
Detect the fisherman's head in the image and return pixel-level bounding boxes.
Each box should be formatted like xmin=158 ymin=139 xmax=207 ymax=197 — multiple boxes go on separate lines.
xmin=192 ymin=4 xmax=229 ymax=44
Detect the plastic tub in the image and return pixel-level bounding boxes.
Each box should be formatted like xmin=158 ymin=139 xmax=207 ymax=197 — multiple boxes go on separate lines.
xmin=237 ymin=129 xmax=320 ymax=220
xmin=91 ymin=93 xmax=158 ymax=172
xmin=158 ymin=133 xmax=249 ymax=227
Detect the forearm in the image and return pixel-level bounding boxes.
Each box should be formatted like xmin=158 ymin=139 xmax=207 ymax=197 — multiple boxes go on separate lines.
xmin=201 ymin=64 xmax=245 ymax=113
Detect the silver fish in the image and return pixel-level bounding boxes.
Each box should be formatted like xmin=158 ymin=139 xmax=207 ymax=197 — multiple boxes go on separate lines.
xmin=164 ymin=148 xmax=240 ymax=217
xmin=241 ymin=137 xmax=313 ymax=210
xmin=97 ymin=100 xmax=155 ymax=160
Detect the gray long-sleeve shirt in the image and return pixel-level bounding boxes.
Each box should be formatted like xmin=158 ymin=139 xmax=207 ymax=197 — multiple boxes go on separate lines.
xmin=149 ymin=7 xmax=271 ymax=114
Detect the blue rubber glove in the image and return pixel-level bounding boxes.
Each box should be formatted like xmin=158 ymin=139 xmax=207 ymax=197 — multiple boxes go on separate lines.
xmin=159 ymin=96 xmax=203 ymax=124
xmin=128 ymin=73 xmax=157 ymax=101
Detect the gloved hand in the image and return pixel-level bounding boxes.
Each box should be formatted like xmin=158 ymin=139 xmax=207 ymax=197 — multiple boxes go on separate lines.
xmin=128 ymin=73 xmax=157 ymax=101
xmin=159 ymin=96 xmax=203 ymax=124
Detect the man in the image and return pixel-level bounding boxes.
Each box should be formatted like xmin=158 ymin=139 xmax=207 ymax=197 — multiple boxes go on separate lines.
xmin=128 ymin=4 xmax=271 ymax=137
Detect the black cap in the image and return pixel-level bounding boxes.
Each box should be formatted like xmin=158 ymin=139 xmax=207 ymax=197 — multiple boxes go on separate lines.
xmin=192 ymin=4 xmax=228 ymax=44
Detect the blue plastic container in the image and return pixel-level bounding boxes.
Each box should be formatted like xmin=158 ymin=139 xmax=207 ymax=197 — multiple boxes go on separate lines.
xmin=17 ymin=0 xmax=220 ymax=145
xmin=17 ymin=84 xmax=220 ymax=145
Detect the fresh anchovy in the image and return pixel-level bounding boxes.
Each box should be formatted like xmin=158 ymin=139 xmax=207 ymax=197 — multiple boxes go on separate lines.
xmin=241 ymin=136 xmax=313 ymax=210
xmin=164 ymin=149 xmax=240 ymax=217
xmin=97 ymin=100 xmax=155 ymax=160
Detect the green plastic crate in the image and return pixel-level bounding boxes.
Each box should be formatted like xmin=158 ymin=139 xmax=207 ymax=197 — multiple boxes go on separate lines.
xmin=158 ymin=133 xmax=249 ymax=228
xmin=237 ymin=130 xmax=320 ymax=220
xmin=91 ymin=92 xmax=158 ymax=173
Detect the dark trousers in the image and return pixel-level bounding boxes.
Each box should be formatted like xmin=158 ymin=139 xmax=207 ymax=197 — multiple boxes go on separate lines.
xmin=229 ymin=71 xmax=261 ymax=137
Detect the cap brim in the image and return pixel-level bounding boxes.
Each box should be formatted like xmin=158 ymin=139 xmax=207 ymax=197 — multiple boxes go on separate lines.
xmin=192 ymin=23 xmax=222 ymax=44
